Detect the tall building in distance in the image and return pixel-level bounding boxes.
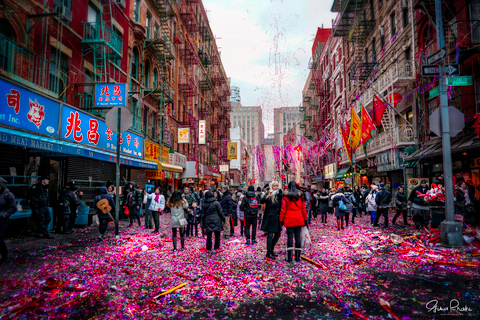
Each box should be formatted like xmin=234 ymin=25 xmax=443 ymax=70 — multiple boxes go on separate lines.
xmin=273 ymin=107 xmax=302 ymax=145
xmin=262 ymin=133 xmax=275 ymax=146
xmin=229 ymin=78 xmax=241 ymax=103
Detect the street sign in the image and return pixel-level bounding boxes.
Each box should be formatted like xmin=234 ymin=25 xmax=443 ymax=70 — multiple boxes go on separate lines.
xmin=447 ymin=76 xmax=473 ymax=86
xmin=445 ymin=63 xmax=460 ymax=76
xmin=105 ymin=107 xmax=133 ymax=134
xmin=95 ymin=83 xmax=127 ymax=107
xmin=429 ymin=106 xmax=465 ymax=138
xmin=427 ymin=46 xmax=446 ymax=65
xmin=421 ymin=65 xmax=438 ymax=77
xmin=428 ymin=87 xmax=440 ymax=99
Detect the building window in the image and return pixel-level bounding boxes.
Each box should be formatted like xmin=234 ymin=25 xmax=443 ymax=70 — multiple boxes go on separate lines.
xmin=154 ymin=23 xmax=160 ymax=39
xmin=427 ymin=99 xmax=437 ymax=116
xmin=402 ymin=8 xmax=409 ymax=28
xmin=146 ymin=12 xmax=152 ymax=38
xmin=380 ymin=33 xmax=385 ymax=50
xmin=372 ymin=38 xmax=376 ymax=62
xmin=405 ymin=46 xmax=411 ymax=61
xmin=471 ymin=0 xmax=480 ymax=43
xmin=364 ymin=48 xmax=369 ymax=63
xmin=153 ymin=68 xmax=158 ymax=89
xmin=378 ymin=0 xmax=383 ymax=10
xmin=134 ymin=0 xmax=140 ymax=22
xmin=48 ymin=49 xmax=69 ymax=100
xmin=131 ymin=47 xmax=139 ymax=80
xmin=370 ymin=0 xmax=375 ymax=20
xmin=390 ymin=12 xmax=396 ymax=36
xmin=144 ymin=60 xmax=150 ymax=88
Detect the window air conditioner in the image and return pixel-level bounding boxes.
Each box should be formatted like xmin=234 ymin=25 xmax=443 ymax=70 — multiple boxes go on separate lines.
xmin=401 ymin=0 xmax=408 ymax=8
xmin=55 ymin=5 xmax=72 ymax=22
xmin=115 ymin=0 xmax=126 ymax=9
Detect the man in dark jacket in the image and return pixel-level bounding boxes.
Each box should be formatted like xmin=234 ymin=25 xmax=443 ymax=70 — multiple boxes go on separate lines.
xmin=374 ymin=183 xmax=392 ymax=228
xmin=220 ymin=186 xmax=236 ymax=239
xmin=58 ymin=181 xmax=81 ymax=234
xmin=0 ymin=178 xmax=16 ymax=263
xmin=408 ymin=180 xmax=430 ymax=228
xmin=28 ymin=175 xmax=54 ymax=239
xmin=93 ymin=187 xmax=115 ymax=240
xmin=122 ymin=182 xmax=142 ymax=227
xmin=240 ymin=185 xmax=260 ymax=245
xmin=201 ymin=191 xmax=225 ymax=252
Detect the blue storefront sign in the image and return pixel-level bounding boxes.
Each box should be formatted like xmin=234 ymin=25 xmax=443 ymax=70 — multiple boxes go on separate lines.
xmin=95 ymin=83 xmax=127 ymax=107
xmin=0 ymin=78 xmax=60 ymax=137
xmin=60 ymin=105 xmax=143 ymax=158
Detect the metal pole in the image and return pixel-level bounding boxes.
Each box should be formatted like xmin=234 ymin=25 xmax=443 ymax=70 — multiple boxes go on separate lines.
xmin=436 ymin=0 xmax=463 ymax=246
xmin=115 ymin=108 xmax=121 ymax=238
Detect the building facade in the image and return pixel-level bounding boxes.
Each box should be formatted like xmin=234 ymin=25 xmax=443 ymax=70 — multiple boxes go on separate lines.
xmin=273 ymin=107 xmax=302 ymax=145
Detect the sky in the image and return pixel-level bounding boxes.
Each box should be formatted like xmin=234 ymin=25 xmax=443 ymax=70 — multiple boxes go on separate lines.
xmin=202 ymin=0 xmax=337 ymax=136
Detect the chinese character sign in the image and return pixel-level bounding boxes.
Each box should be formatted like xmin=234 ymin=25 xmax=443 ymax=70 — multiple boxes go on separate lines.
xmin=95 ymin=84 xmax=127 ymax=107
xmin=144 ymin=140 xmax=160 ymax=162
xmin=178 ymin=127 xmax=190 ymax=144
xmin=0 ymin=78 xmax=60 ymax=136
xmin=160 ymin=147 xmax=169 ymax=163
xmin=60 ymin=105 xmax=143 ymax=158
xmin=198 ymin=120 xmax=206 ymax=144
xmin=227 ymin=142 xmax=237 ymax=160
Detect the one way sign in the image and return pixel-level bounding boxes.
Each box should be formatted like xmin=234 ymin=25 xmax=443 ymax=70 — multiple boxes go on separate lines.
xmin=421 ymin=63 xmax=460 ymax=77
xmin=445 ymin=63 xmax=460 ymax=75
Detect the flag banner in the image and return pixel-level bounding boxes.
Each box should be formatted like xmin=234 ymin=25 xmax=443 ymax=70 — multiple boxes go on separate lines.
xmin=227 ymin=142 xmax=238 ymax=160
xmin=361 ymin=104 xmax=376 ymax=145
xmin=349 ymin=107 xmax=362 ymax=149
xmin=324 ymin=135 xmax=331 ymax=150
xmin=340 ymin=124 xmax=352 ymax=163
xmin=372 ymin=94 xmax=387 ymax=126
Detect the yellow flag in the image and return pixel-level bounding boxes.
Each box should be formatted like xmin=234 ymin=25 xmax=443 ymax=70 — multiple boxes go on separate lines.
xmin=349 ymin=107 xmax=362 ymax=150
xmin=227 ymin=142 xmax=237 ymax=160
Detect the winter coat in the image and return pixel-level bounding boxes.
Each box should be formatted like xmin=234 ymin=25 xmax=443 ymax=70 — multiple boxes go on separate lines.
xmin=148 ymin=193 xmax=165 ymax=212
xmin=188 ymin=207 xmax=201 ymax=224
xmin=170 ymin=200 xmax=188 ymax=228
xmin=375 ymin=188 xmax=392 ymax=208
xmin=318 ymin=192 xmax=330 ymax=213
xmin=312 ymin=194 xmax=319 ymax=210
xmin=93 ymin=187 xmax=115 ymax=219
xmin=240 ymin=191 xmax=261 ymax=218
xmin=331 ymin=192 xmax=347 ymax=217
xmin=353 ymin=190 xmax=363 ymax=208
xmin=260 ymin=190 xmax=283 ymax=233
xmin=220 ymin=189 xmax=236 ymax=217
xmin=0 ymin=188 xmax=16 ymax=221
xmin=343 ymin=191 xmax=356 ymax=212
xmin=304 ymin=191 xmax=312 ymax=211
xmin=183 ymin=192 xmax=196 ymax=208
xmin=279 ymin=192 xmax=307 ymax=227
xmin=28 ymin=182 xmax=49 ymax=210
xmin=237 ymin=196 xmax=245 ymax=221
xmin=366 ymin=191 xmax=378 ymax=212
xmin=59 ymin=189 xmax=78 ymax=216
xmin=123 ymin=183 xmax=142 ymax=208
xmin=201 ymin=194 xmax=225 ymax=232
xmin=408 ymin=186 xmax=430 ymax=207
xmin=455 ymin=187 xmax=472 ymax=215
xmin=395 ymin=191 xmax=408 ymax=211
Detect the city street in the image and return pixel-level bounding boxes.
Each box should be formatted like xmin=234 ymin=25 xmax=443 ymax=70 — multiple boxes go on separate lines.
xmin=1 ymin=212 xmax=479 ymax=319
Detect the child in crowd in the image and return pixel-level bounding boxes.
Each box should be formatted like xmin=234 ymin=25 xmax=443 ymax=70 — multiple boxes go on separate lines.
xmin=187 ymin=201 xmax=201 ymax=237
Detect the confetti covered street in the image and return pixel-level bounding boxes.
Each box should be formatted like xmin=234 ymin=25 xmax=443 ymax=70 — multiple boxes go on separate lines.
xmin=1 ymin=212 xmax=479 ymax=319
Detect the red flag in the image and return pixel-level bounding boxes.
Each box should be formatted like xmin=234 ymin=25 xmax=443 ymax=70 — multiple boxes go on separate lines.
xmin=361 ymin=104 xmax=376 ymax=145
xmin=386 ymin=93 xmax=402 ymax=107
xmin=372 ymin=94 xmax=387 ymax=126
xmin=341 ymin=122 xmax=351 ymax=163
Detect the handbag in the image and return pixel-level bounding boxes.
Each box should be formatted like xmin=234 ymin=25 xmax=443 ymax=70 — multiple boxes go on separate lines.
xmin=179 ymin=218 xmax=188 ymax=227
xmin=339 ymin=199 xmax=347 ymax=211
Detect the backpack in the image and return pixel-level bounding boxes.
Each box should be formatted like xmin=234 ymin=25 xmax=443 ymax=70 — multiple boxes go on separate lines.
xmin=249 ymin=196 xmax=260 ymax=209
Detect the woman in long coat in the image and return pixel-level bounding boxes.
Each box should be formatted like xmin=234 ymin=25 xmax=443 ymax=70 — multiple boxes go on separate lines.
xmin=260 ymin=181 xmax=283 ymax=259
xmin=201 ymin=191 xmax=225 ymax=252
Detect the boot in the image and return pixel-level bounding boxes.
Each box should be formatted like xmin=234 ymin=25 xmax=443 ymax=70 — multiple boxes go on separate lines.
xmin=341 ymin=220 xmax=344 ymax=230
xmin=172 ymin=237 xmax=177 ymax=251
xmin=266 ymin=235 xmax=275 ymax=259
xmin=180 ymin=235 xmax=185 ymax=249
xmin=63 ymin=221 xmax=72 ymax=234
xmin=272 ymin=237 xmax=279 ymax=256
xmin=137 ymin=217 xmax=141 ymax=226
xmin=337 ymin=220 xmax=341 ymax=231
xmin=295 ymin=250 xmax=302 ymax=262
xmin=286 ymin=249 xmax=293 ymax=262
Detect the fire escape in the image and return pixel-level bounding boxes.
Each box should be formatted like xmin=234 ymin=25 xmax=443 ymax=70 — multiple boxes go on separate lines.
xmin=80 ymin=0 xmax=123 ymax=116
xmin=311 ymin=55 xmax=330 ymax=141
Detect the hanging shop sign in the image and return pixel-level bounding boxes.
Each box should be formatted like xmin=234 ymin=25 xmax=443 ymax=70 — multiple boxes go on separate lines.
xmin=219 ymin=164 xmax=229 ymax=172
xmin=376 ymin=150 xmax=402 ymax=172
xmin=145 ymin=170 xmax=180 ymax=180
xmin=145 ymin=140 xmax=160 ymax=162
xmin=0 ymin=77 xmax=60 ymax=137
xmin=198 ymin=120 xmax=206 ymax=144
xmin=178 ymin=127 xmax=190 ymax=143
xmin=169 ymin=150 xmax=187 ymax=168
xmin=94 ymin=83 xmax=127 ymax=107
xmin=160 ymin=147 xmax=169 ymax=163
xmin=324 ymin=163 xmax=337 ymax=179
xmin=227 ymin=142 xmax=237 ymax=160
xmin=60 ymin=105 xmax=143 ymax=158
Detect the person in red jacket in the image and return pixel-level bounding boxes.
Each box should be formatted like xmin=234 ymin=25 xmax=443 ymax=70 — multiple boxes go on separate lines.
xmin=279 ymin=181 xmax=307 ymax=262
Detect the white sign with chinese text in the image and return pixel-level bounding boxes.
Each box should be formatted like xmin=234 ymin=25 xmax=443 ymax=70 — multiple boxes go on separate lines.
xmin=198 ymin=120 xmax=206 ymax=144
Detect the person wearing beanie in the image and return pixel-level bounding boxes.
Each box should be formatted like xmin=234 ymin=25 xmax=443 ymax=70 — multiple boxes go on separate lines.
xmin=408 ymin=180 xmax=430 ymax=229
xmin=0 ymin=177 xmax=16 ymax=263
xmin=240 ymin=185 xmax=261 ymax=245
xmin=365 ymin=184 xmax=378 ymax=224
xmin=374 ymin=183 xmax=392 ymax=228
xmin=58 ymin=182 xmax=80 ymax=234
xmin=28 ymin=175 xmax=54 ymax=239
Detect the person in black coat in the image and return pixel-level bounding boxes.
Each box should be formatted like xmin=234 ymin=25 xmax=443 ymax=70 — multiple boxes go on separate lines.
xmin=28 ymin=175 xmax=54 ymax=239
xmin=318 ymin=189 xmax=330 ymax=223
xmin=122 ymin=182 xmax=142 ymax=227
xmin=220 ymin=186 xmax=236 ymax=239
xmin=374 ymin=183 xmax=392 ymax=228
xmin=392 ymin=186 xmax=408 ymax=226
xmin=202 ymin=191 xmax=225 ymax=252
xmin=260 ymin=181 xmax=283 ymax=259
xmin=93 ymin=187 xmax=115 ymax=240
xmin=0 ymin=178 xmax=16 ymax=263
xmin=58 ymin=182 xmax=81 ymax=234
xmin=240 ymin=185 xmax=261 ymax=245
xmin=408 ymin=180 xmax=430 ymax=228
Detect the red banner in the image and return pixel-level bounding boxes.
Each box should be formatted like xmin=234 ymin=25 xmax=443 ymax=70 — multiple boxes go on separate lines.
xmin=361 ymin=104 xmax=376 ymax=144
xmin=372 ymin=94 xmax=387 ymax=126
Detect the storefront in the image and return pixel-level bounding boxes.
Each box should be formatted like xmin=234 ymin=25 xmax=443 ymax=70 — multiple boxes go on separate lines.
xmin=323 ymin=163 xmax=337 ymax=189
xmin=376 ymin=148 xmax=415 ymax=191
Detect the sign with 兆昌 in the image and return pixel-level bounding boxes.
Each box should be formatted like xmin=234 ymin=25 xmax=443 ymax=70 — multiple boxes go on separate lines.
xmin=60 ymin=105 xmax=143 ymax=158
xmin=198 ymin=120 xmax=206 ymax=144
xmin=178 ymin=127 xmax=190 ymax=143
xmin=95 ymin=84 xmax=127 ymax=107
xmin=0 ymin=78 xmax=60 ymax=137
xmin=447 ymin=76 xmax=473 ymax=86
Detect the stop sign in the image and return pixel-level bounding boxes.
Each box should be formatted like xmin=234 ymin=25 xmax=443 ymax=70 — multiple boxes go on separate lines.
xmin=429 ymin=106 xmax=465 ymax=138
xmin=105 ymin=107 xmax=133 ymax=134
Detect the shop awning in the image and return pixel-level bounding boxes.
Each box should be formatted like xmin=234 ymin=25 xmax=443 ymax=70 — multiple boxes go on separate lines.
xmin=0 ymin=127 xmax=158 ymax=170
xmin=158 ymin=162 xmax=184 ymax=173
xmin=405 ymin=134 xmax=480 ymax=162
xmin=335 ymin=166 xmax=351 ymax=180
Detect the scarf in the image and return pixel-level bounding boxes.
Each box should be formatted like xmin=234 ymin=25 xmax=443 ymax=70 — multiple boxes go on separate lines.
xmin=460 ymin=188 xmax=471 ymax=206
xmin=154 ymin=192 xmax=160 ymax=203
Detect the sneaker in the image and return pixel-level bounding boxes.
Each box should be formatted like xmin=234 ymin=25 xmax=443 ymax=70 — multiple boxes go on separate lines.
xmin=98 ymin=234 xmax=104 ymax=241
xmin=252 ymin=240 xmax=257 ymax=245
xmin=152 ymin=229 xmax=159 ymax=233
xmin=246 ymin=240 xmax=251 ymax=245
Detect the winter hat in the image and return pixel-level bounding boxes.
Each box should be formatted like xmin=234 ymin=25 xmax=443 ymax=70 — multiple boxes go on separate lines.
xmin=40 ymin=174 xmax=50 ymax=180
xmin=420 ymin=179 xmax=427 ymax=184
xmin=337 ymin=187 xmax=343 ymax=192
xmin=0 ymin=177 xmax=7 ymax=187
xmin=379 ymin=183 xmax=385 ymax=188
xmin=371 ymin=185 xmax=378 ymax=190
xmin=256 ymin=187 xmax=262 ymax=192
xmin=248 ymin=186 xmax=255 ymax=191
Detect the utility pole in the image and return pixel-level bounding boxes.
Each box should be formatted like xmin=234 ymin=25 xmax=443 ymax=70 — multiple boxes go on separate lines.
xmin=436 ymin=0 xmax=463 ymax=246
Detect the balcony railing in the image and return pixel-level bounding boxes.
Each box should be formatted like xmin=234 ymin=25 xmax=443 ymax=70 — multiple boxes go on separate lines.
xmin=82 ymin=22 xmax=123 ymax=58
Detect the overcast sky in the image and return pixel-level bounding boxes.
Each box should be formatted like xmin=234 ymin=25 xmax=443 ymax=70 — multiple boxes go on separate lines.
xmin=202 ymin=0 xmax=337 ymax=136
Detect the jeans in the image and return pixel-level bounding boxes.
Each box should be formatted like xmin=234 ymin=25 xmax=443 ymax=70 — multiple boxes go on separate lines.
xmin=286 ymin=226 xmax=302 ymax=249
xmin=128 ymin=205 xmax=140 ymax=224
xmin=374 ymin=207 xmax=389 ymax=227
xmin=345 ymin=211 xmax=351 ymax=226
xmin=351 ymin=208 xmax=357 ymax=223
xmin=321 ymin=211 xmax=328 ymax=222
xmin=187 ymin=223 xmax=198 ymax=237
xmin=0 ymin=222 xmax=8 ymax=260
xmin=370 ymin=211 xmax=376 ymax=224
xmin=99 ymin=218 xmax=109 ymax=235
xmin=244 ymin=216 xmax=258 ymax=241
xmin=206 ymin=231 xmax=221 ymax=250
xmin=68 ymin=205 xmax=77 ymax=230
xmin=144 ymin=199 xmax=153 ymax=228
xmin=307 ymin=210 xmax=311 ymax=225
xmin=35 ymin=206 xmax=51 ymax=236
xmin=152 ymin=210 xmax=160 ymax=231
xmin=412 ymin=208 xmax=430 ymax=228
xmin=223 ymin=215 xmax=231 ymax=237
xmin=240 ymin=220 xmax=245 ymax=236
